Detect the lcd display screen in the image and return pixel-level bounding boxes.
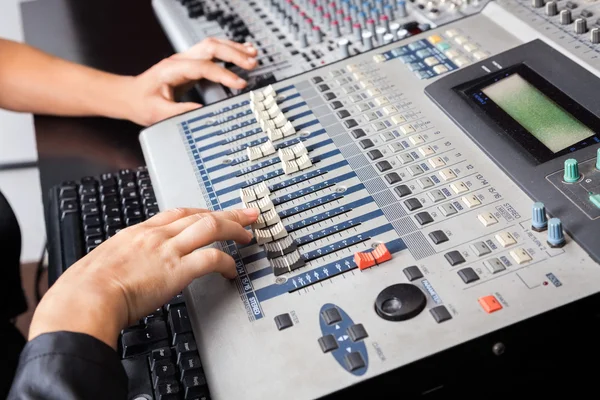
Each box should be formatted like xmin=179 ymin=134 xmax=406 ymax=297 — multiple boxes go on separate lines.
xmin=480 ymin=73 xmax=595 ymax=154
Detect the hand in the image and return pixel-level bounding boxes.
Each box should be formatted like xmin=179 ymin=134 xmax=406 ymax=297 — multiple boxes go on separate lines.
xmin=126 ymin=38 xmax=258 ymax=126
xmin=29 ymin=207 xmax=259 ymax=349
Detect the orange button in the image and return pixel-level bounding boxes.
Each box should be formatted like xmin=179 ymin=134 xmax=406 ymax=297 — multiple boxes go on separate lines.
xmin=372 ymin=243 xmax=391 ymax=264
xmin=354 ymin=252 xmax=376 ymax=270
xmin=478 ymin=295 xmax=502 ymax=313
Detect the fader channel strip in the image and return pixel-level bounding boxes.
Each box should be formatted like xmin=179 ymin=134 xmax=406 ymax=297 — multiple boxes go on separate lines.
xmin=152 ymin=0 xmax=492 ymax=103
xmin=140 ymin=9 xmax=600 ymax=400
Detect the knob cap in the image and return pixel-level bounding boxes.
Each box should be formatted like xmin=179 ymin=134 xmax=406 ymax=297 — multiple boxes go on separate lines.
xmin=531 ymin=202 xmax=548 ymax=231
xmin=362 ymin=31 xmax=374 ymax=50
xmin=563 ymin=158 xmax=580 ymax=183
xmin=383 ymin=33 xmax=394 ymax=44
xmin=547 ymin=218 xmax=566 ymax=248
xmin=531 ymin=0 xmax=544 ymax=8
xmin=560 ymin=9 xmax=572 ymax=25
xmin=332 ymin=20 xmax=341 ymax=37
xmin=354 ymin=23 xmax=363 ymax=43
xmin=591 ymin=28 xmax=600 ymax=44
xmin=376 ymin=26 xmax=387 ymax=43
xmin=545 ymin=1 xmax=558 ymax=16
xmin=575 ymin=18 xmax=588 ymax=34
xmin=338 ymin=38 xmax=350 ymax=58
xmin=397 ymin=0 xmax=407 ymax=17
xmin=374 ymin=283 xmax=427 ymax=321
xmin=300 ymin=32 xmax=308 ymax=47
xmin=313 ymin=26 xmax=323 ymax=43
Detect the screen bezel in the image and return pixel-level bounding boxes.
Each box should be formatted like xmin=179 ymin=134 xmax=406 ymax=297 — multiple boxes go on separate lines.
xmin=453 ymin=63 xmax=600 ymax=164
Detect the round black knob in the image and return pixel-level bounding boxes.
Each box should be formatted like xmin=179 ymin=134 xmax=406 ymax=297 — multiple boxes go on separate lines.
xmin=374 ymin=283 xmax=427 ymax=321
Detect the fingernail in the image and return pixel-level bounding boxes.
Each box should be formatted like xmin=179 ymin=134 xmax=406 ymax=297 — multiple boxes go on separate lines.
xmin=243 ymin=207 xmax=259 ymax=217
xmin=246 ymin=229 xmax=254 ymax=240
xmin=248 ymin=57 xmax=257 ymax=64
xmin=243 ymin=42 xmax=253 ymax=47
xmin=236 ymin=78 xmax=247 ymax=85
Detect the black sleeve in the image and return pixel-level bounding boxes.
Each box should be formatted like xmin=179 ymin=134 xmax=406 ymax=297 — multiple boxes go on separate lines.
xmin=7 ymin=331 xmax=128 ymax=400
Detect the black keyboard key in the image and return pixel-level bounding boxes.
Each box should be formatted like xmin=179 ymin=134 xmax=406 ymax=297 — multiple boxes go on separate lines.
xmin=105 ymin=216 xmax=124 ymax=228
xmin=165 ymin=293 xmax=185 ymax=311
xmin=127 ymin=217 xmax=143 ymax=226
xmin=121 ymin=187 xmax=138 ymax=199
xmin=103 ymin=205 xmax=121 ymax=217
xmin=60 ymin=210 xmax=84 ymax=271
xmin=123 ymin=198 xmax=141 ymax=208
xmin=146 ymin=207 xmax=159 ymax=218
xmin=144 ymin=198 xmax=158 ymax=208
xmin=100 ymin=185 xmax=117 ymax=196
xmin=169 ymin=306 xmax=192 ymax=344
xmin=156 ymin=377 xmax=181 ymax=400
xmin=100 ymin=173 xmax=117 ymax=187
xmin=60 ymin=200 xmax=78 ymax=215
xmin=79 ymin=185 xmax=97 ymax=196
xmin=176 ymin=340 xmax=198 ymax=364
xmin=80 ymin=176 xmax=96 ymax=185
xmin=125 ymin=208 xmax=143 ymax=219
xmin=80 ymin=194 xmax=98 ymax=204
xmin=82 ymin=203 xmax=99 ymax=215
xmin=85 ymin=235 xmax=103 ymax=248
xmin=150 ymin=347 xmax=172 ymax=369
xmin=138 ymin=178 xmax=152 ymax=189
xmin=84 ymin=226 xmax=102 ymax=239
xmin=121 ymin=354 xmax=154 ymax=400
xmin=182 ymin=371 xmax=209 ymax=400
xmin=120 ymin=321 xmax=169 ymax=358
xmin=153 ymin=359 xmax=176 ymax=380
xmin=121 ymin=180 xmax=137 ymax=190
xmin=178 ymin=353 xmax=202 ymax=380
xmin=145 ymin=308 xmax=165 ymax=325
xmin=102 ymin=194 xmax=119 ymax=205
xmin=83 ymin=215 xmax=101 ymax=229
xmin=59 ymin=188 xmax=77 ymax=200
xmin=106 ymin=226 xmax=123 ymax=238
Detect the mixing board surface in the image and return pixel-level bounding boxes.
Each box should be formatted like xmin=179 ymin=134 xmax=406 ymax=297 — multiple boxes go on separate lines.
xmin=140 ymin=1 xmax=600 ymax=399
xmin=152 ymin=0 xmax=491 ymax=103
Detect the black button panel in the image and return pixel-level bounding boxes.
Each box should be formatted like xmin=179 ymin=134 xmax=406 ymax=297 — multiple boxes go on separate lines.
xmin=344 ymin=352 xmax=366 ymax=371
xmin=457 ymin=267 xmax=479 ymax=283
xmin=318 ymin=334 xmax=339 ymax=352
xmin=367 ymin=149 xmax=383 ymax=160
xmin=394 ymin=185 xmax=412 ymax=197
xmin=376 ymin=161 xmax=392 ymax=172
xmin=429 ymin=230 xmax=449 ymax=244
xmin=404 ymin=198 xmax=422 ymax=211
xmin=329 ymin=101 xmax=343 ymax=110
xmin=444 ymin=250 xmax=465 ymax=266
xmin=430 ymin=305 xmax=452 ymax=323
xmin=359 ymin=139 xmax=374 ymax=149
xmin=415 ymin=212 xmax=433 ymax=225
xmin=274 ymin=313 xmax=293 ymax=330
xmin=351 ymin=129 xmax=366 ymax=138
xmin=403 ymin=266 xmax=423 ymax=281
xmin=347 ymin=324 xmax=368 ymax=342
xmin=385 ymin=172 xmax=401 ymax=184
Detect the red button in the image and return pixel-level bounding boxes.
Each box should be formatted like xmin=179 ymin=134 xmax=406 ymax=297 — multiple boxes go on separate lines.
xmin=478 ymin=295 xmax=502 ymax=313
xmin=354 ymin=252 xmax=376 ymax=270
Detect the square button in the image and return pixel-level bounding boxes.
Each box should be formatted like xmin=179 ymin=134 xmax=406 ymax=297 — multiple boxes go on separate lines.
xmin=462 ymin=194 xmax=481 ymax=208
xmin=433 ymin=65 xmax=449 ymax=75
xmin=318 ymin=84 xmax=330 ymax=92
xmin=356 ymin=103 xmax=370 ymax=112
xmin=457 ymin=267 xmax=479 ymax=283
xmin=484 ymin=258 xmax=506 ymax=274
xmin=429 ymin=230 xmax=449 ymax=244
xmin=347 ymin=324 xmax=368 ymax=341
xmin=495 ymin=231 xmax=516 ymax=247
xmin=389 ymin=142 xmax=405 ymax=153
xmin=424 ymin=56 xmax=439 ymax=66
xmin=392 ymin=115 xmax=407 ymax=125
xmin=415 ymin=212 xmax=434 ymax=225
xmin=329 ymin=101 xmax=343 ymax=110
xmin=454 ymin=57 xmax=469 ymax=67
xmin=349 ymin=94 xmax=362 ymax=103
xmin=376 ymin=161 xmax=392 ymax=172
xmin=473 ymin=51 xmax=488 ymax=60
xmin=351 ymin=129 xmax=366 ymax=138
xmin=384 ymin=105 xmax=399 ymax=115
xmin=397 ymin=153 xmax=414 ymax=164
xmin=344 ymin=352 xmax=366 ymax=371
xmin=337 ymin=110 xmax=351 ymax=119
xmin=445 ymin=49 xmax=460 ymax=59
xmin=470 ymin=241 xmax=491 ymax=257
xmin=385 ymin=172 xmax=402 ymax=185
xmin=418 ymin=146 xmax=435 ymax=156
xmin=380 ymin=132 xmax=395 ymax=142
xmin=367 ymin=88 xmax=382 ymax=96
xmin=367 ymin=149 xmax=383 ymax=160
xmin=438 ymin=203 xmax=457 ymax=216
xmin=324 ymin=92 xmax=336 ymax=100
xmin=430 ymin=305 xmax=452 ymax=323
xmin=359 ymin=139 xmax=374 ymax=149
xmin=439 ymin=168 xmax=457 ymax=181
xmin=444 ymin=250 xmax=465 ymax=266
xmin=312 ymin=76 xmax=324 ymax=83
xmin=372 ymin=122 xmax=387 ymax=131
xmin=428 ymin=190 xmax=446 ymax=202
xmin=375 ymin=96 xmax=389 ymax=105
xmin=478 ymin=295 xmax=502 ymax=313
xmin=408 ymin=165 xmax=424 ymax=176
xmin=364 ymin=112 xmax=378 ymax=121
xmin=418 ymin=177 xmax=434 ymax=189
xmin=404 ymin=198 xmax=423 ymax=211
xmin=274 ymin=313 xmax=293 ymax=330
xmin=428 ymin=157 xmax=446 ymax=168
xmin=450 ymin=182 xmax=468 ymax=194
xmin=318 ymin=334 xmax=339 ymax=352
xmin=344 ymin=119 xmax=358 ymax=128
xmin=403 ymin=265 xmax=423 ymax=281
xmin=477 ymin=212 xmax=497 ymax=227
xmin=408 ymin=134 xmax=424 ymax=144
xmin=463 ymin=43 xmax=478 ymax=52
xmin=394 ymin=185 xmax=412 ymax=197
xmin=510 ymin=248 xmax=532 ymax=264
xmin=321 ymin=307 xmax=342 ymax=325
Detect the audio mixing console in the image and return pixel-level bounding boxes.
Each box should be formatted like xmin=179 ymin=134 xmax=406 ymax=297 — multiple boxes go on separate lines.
xmin=140 ymin=0 xmax=600 ymax=398
xmin=152 ymin=0 xmax=491 ymax=103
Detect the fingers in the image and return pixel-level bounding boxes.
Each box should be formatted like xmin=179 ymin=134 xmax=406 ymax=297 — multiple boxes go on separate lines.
xmin=159 ymin=58 xmax=248 ymax=89
xmin=164 ymin=207 xmax=259 ymax=236
xmin=143 ymin=207 xmax=211 ymax=227
xmin=202 ymin=39 xmax=257 ymax=70
xmin=169 ymin=213 xmax=255 ymax=255
xmin=178 ymin=37 xmax=258 ymax=63
xmin=180 ymin=247 xmax=237 ymax=280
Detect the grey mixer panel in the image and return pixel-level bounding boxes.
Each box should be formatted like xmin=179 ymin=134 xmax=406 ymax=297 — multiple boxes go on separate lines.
xmin=139 ymin=5 xmax=600 ymax=400
xmin=152 ymin=0 xmax=492 ymax=104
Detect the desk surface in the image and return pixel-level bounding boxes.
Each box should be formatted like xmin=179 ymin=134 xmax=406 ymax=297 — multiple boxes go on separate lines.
xmin=21 ymin=0 xmax=178 ymax=203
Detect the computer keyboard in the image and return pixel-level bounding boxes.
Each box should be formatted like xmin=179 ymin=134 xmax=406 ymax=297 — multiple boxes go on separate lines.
xmin=46 ymin=166 xmax=211 ymax=400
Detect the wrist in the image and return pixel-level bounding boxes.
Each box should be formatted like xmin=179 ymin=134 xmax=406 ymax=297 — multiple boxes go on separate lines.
xmin=99 ymin=74 xmax=139 ymax=123
xmin=29 ymin=273 xmax=128 ymax=350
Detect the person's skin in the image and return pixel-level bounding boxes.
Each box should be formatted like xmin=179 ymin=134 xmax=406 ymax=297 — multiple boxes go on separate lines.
xmin=0 ymin=37 xmax=258 ymax=126
xmin=29 ymin=207 xmax=260 ymax=349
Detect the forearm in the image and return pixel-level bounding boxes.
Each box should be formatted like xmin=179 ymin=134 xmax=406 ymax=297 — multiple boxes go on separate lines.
xmin=0 ymin=39 xmax=134 ymax=120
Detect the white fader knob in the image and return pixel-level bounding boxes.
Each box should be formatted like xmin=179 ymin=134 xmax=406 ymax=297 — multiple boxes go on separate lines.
xmin=575 ymin=18 xmax=588 ymax=34
xmin=338 ymin=38 xmax=350 ymax=58
xmin=591 ymin=28 xmax=600 ymax=44
xmin=545 ymin=1 xmax=558 ymax=16
xmin=560 ymin=9 xmax=572 ymax=25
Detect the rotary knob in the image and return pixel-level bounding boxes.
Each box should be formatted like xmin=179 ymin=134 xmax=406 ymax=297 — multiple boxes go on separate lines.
xmin=531 ymin=202 xmax=548 ymax=232
xmin=547 ymin=218 xmax=565 ymax=248
xmin=592 ymin=28 xmax=600 ymax=44
xmin=575 ymin=18 xmax=588 ymax=34
xmin=362 ymin=31 xmax=374 ymax=50
xmin=560 ymin=9 xmax=572 ymax=25
xmin=545 ymin=1 xmax=557 ymax=16
xmin=338 ymin=38 xmax=350 ymax=58
xmin=563 ymin=158 xmax=580 ymax=183
xmin=374 ymin=283 xmax=427 ymax=321
xmin=531 ymin=0 xmax=544 ymax=7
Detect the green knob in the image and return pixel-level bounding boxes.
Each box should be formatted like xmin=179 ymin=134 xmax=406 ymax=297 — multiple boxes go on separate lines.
xmin=596 ymin=148 xmax=600 ymax=170
xmin=563 ymin=158 xmax=580 ymax=183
